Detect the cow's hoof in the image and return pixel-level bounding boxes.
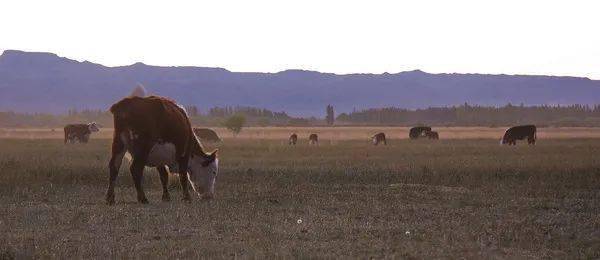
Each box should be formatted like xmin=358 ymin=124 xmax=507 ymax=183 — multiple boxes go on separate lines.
xmin=182 ymin=196 xmax=191 ymax=203
xmin=138 ymin=197 xmax=149 ymax=204
xmin=162 ymin=194 xmax=171 ymax=202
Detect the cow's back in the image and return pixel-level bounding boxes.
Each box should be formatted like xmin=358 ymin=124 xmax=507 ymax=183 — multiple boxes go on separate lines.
xmin=64 ymin=124 xmax=87 ymax=132
xmin=506 ymin=125 xmax=536 ymax=138
xmin=111 ymin=96 xmax=194 ymax=156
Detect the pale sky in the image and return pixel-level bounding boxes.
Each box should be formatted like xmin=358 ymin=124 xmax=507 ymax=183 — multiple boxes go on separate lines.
xmin=1 ymin=0 xmax=599 ymax=79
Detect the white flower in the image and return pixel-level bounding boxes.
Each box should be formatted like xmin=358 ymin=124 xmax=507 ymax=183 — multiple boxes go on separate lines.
xmin=297 ymin=219 xmax=303 ymax=224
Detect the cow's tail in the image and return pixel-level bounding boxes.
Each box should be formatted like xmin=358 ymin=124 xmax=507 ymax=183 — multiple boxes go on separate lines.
xmin=64 ymin=128 xmax=68 ymax=144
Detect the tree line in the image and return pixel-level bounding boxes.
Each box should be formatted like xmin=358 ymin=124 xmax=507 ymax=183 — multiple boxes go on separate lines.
xmin=3 ymin=103 xmax=600 ymax=127
xmin=0 ymin=106 xmax=293 ymax=128
xmin=336 ymin=103 xmax=600 ymax=126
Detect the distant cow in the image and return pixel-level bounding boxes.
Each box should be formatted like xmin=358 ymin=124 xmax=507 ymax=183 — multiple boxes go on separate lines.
xmin=426 ymin=131 xmax=439 ymax=140
xmin=371 ymin=132 xmax=387 ymax=145
xmin=309 ymin=133 xmax=319 ymax=145
xmin=64 ymin=122 xmax=99 ymax=143
xmin=289 ymin=133 xmax=298 ymax=145
xmin=409 ymin=126 xmax=432 ymax=139
xmin=106 ymin=96 xmax=219 ymax=205
xmin=193 ymin=128 xmax=221 ymax=143
xmin=501 ymin=125 xmax=536 ymax=145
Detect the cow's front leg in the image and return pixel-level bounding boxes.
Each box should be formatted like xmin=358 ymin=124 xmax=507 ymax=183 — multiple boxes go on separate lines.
xmin=157 ymin=166 xmax=171 ymax=202
xmin=177 ymin=157 xmax=191 ymax=202
xmin=130 ymin=159 xmax=149 ymax=204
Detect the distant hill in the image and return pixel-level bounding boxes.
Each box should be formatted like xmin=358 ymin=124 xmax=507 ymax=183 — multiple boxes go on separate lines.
xmin=1 ymin=50 xmax=600 ymax=116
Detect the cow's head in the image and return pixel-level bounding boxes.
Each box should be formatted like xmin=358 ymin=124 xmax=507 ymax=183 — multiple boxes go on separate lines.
xmin=187 ymin=150 xmax=219 ymax=200
xmin=500 ymin=134 xmax=509 ymax=145
xmin=88 ymin=122 xmax=100 ymax=132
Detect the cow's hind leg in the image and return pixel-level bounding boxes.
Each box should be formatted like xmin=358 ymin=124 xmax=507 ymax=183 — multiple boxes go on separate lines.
xmin=106 ymin=142 xmax=125 ymax=205
xmin=130 ymin=159 xmax=149 ymax=204
xmin=157 ymin=166 xmax=171 ymax=202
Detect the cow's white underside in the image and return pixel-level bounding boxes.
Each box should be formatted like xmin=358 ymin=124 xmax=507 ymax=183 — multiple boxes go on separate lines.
xmin=120 ymin=131 xmax=179 ymax=169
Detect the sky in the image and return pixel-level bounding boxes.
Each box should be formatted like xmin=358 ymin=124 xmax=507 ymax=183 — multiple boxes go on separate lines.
xmin=1 ymin=0 xmax=599 ymax=79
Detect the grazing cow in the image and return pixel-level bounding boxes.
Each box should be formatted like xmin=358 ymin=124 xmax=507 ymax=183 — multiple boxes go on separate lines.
xmin=501 ymin=125 xmax=536 ymax=145
xmin=193 ymin=128 xmax=222 ymax=143
xmin=64 ymin=122 xmax=99 ymax=143
xmin=371 ymin=132 xmax=387 ymax=145
xmin=409 ymin=126 xmax=432 ymax=139
xmin=309 ymin=133 xmax=319 ymax=145
xmin=426 ymin=131 xmax=439 ymax=140
xmin=289 ymin=133 xmax=298 ymax=145
xmin=106 ymin=96 xmax=219 ymax=205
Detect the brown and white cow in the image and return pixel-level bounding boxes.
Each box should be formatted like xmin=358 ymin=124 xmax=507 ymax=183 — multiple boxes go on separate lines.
xmin=308 ymin=133 xmax=319 ymax=145
xmin=289 ymin=133 xmax=298 ymax=145
xmin=106 ymin=96 xmax=219 ymax=205
xmin=64 ymin=122 xmax=99 ymax=143
xmin=371 ymin=132 xmax=387 ymax=145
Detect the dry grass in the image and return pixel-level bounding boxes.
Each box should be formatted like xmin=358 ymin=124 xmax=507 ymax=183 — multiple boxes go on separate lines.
xmin=0 ymin=130 xmax=600 ymax=258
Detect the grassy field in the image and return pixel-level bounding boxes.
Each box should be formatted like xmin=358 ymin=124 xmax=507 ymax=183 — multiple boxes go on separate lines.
xmin=1 ymin=128 xmax=600 ymax=258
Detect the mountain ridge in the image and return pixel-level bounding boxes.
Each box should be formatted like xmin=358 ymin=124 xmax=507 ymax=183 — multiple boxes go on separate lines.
xmin=1 ymin=50 xmax=599 ymax=116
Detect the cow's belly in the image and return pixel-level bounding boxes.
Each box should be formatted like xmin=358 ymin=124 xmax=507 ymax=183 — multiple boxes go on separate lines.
xmin=146 ymin=142 xmax=177 ymax=167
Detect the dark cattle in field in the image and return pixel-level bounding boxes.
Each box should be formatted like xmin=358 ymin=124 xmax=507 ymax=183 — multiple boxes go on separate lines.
xmin=501 ymin=125 xmax=536 ymax=145
xmin=371 ymin=132 xmax=387 ymax=145
xmin=289 ymin=133 xmax=298 ymax=145
xmin=64 ymin=122 xmax=99 ymax=143
xmin=426 ymin=131 xmax=439 ymax=140
xmin=193 ymin=128 xmax=221 ymax=143
xmin=106 ymin=96 xmax=219 ymax=205
xmin=409 ymin=126 xmax=431 ymax=139
xmin=309 ymin=133 xmax=319 ymax=145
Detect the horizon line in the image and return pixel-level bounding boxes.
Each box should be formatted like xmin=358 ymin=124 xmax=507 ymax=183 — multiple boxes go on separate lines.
xmin=0 ymin=49 xmax=596 ymax=80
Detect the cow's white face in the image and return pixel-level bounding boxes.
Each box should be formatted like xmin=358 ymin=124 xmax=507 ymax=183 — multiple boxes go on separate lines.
xmin=88 ymin=122 xmax=100 ymax=132
xmin=187 ymin=151 xmax=219 ymax=200
xmin=372 ymin=137 xmax=378 ymax=144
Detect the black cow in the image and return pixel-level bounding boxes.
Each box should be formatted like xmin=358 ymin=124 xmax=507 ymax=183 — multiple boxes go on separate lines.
xmin=409 ymin=126 xmax=432 ymax=139
xmin=501 ymin=125 xmax=536 ymax=145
